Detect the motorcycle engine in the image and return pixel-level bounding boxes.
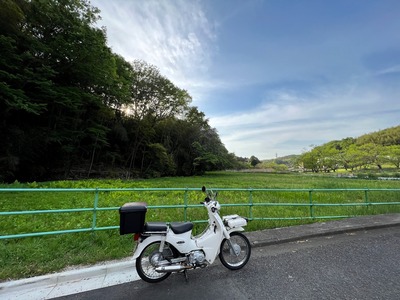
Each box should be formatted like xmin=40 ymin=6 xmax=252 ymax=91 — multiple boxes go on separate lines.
xmin=188 ymin=250 xmax=206 ymax=266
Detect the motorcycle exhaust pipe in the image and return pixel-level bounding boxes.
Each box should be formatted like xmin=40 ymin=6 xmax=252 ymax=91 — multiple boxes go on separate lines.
xmin=155 ymin=265 xmax=192 ymax=273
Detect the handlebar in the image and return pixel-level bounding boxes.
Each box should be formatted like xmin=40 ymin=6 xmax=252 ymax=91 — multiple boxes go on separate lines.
xmin=199 ymin=197 xmax=210 ymax=205
xmin=200 ymin=187 xmax=221 ymax=213
xmin=202 ymin=186 xmax=217 ymax=200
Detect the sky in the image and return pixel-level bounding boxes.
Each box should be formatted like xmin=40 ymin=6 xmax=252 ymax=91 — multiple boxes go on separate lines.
xmin=91 ymin=0 xmax=400 ymax=159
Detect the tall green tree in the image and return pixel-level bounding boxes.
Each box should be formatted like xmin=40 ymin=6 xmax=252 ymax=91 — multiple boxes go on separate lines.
xmin=122 ymin=60 xmax=192 ymax=177
xmin=0 ymin=0 xmax=131 ymax=181
xmin=126 ymin=60 xmax=191 ymax=121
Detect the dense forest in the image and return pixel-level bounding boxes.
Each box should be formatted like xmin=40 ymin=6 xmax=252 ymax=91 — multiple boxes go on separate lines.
xmin=0 ymin=0 xmax=238 ymax=182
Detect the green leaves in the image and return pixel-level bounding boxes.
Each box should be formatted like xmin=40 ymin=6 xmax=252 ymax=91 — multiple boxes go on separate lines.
xmin=127 ymin=60 xmax=191 ymax=121
xmin=299 ymin=126 xmax=400 ymax=172
xmin=0 ymin=1 xmax=234 ymax=182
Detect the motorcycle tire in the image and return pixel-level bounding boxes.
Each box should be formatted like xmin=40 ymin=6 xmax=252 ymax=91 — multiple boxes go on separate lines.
xmin=219 ymin=232 xmax=251 ymax=270
xmin=136 ymin=241 xmax=175 ymax=283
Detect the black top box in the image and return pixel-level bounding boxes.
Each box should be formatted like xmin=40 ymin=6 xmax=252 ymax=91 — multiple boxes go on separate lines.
xmin=119 ymin=202 xmax=147 ymax=235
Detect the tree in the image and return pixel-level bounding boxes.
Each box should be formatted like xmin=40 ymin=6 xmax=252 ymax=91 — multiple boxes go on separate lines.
xmin=357 ymin=143 xmax=385 ymax=170
xmin=340 ymin=144 xmax=364 ymax=171
xmin=314 ymin=143 xmax=340 ymax=172
xmin=300 ymin=151 xmax=320 ymax=172
xmin=142 ymin=143 xmax=176 ymax=177
xmin=249 ymin=156 xmax=261 ymax=167
xmin=120 ymin=60 xmax=193 ymax=177
xmin=0 ymin=0 xmax=234 ymax=182
xmin=0 ymin=0 xmax=132 ymax=181
xmin=126 ymin=60 xmax=191 ymax=121
xmin=383 ymin=145 xmax=400 ymax=169
xmin=357 ymin=126 xmax=400 ymax=146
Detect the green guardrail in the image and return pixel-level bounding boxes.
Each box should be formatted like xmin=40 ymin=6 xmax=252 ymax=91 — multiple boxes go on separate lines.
xmin=1 ymin=187 xmax=400 ymax=240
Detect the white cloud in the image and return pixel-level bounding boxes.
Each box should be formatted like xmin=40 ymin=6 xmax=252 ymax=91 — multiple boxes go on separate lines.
xmin=92 ymin=0 xmax=216 ymax=103
xmin=210 ymin=84 xmax=400 ymax=159
xmin=375 ymin=64 xmax=400 ymax=76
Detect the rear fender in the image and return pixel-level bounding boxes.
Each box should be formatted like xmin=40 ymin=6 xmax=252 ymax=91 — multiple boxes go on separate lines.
xmin=132 ymin=235 xmax=164 ymax=259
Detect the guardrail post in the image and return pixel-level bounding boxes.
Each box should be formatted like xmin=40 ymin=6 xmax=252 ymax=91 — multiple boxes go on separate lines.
xmin=92 ymin=188 xmax=99 ymax=233
xmin=184 ymin=188 xmax=188 ymax=221
xmin=249 ymin=188 xmax=253 ymax=220
xmin=364 ymin=188 xmax=370 ymax=208
xmin=364 ymin=188 xmax=370 ymax=210
xmin=309 ymin=189 xmax=314 ymax=219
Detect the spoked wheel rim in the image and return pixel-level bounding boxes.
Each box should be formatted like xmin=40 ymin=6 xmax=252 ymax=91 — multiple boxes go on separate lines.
xmin=136 ymin=242 xmax=171 ymax=283
xmin=219 ymin=232 xmax=251 ymax=270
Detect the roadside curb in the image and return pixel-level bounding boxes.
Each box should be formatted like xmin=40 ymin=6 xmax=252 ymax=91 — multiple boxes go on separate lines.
xmin=0 ymin=258 xmax=135 ymax=289
xmin=0 ymin=258 xmax=140 ymax=299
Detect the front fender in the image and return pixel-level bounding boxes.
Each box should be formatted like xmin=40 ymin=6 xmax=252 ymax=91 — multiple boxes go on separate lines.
xmin=226 ymin=226 xmax=245 ymax=235
xmin=132 ymin=235 xmax=164 ymax=259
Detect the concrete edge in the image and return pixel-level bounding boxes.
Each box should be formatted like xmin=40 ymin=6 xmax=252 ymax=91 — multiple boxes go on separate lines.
xmin=0 ymin=260 xmax=135 ymax=293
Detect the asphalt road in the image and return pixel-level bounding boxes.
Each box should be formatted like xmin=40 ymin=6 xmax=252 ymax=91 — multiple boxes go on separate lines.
xmin=57 ymin=226 xmax=400 ymax=300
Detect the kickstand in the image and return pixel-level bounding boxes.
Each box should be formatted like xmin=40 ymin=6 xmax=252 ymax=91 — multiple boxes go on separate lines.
xmin=179 ymin=269 xmax=189 ymax=282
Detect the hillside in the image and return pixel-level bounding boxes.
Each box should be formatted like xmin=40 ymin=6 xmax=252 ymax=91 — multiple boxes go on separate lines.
xmin=256 ymin=125 xmax=400 ymax=173
xmin=297 ymin=125 xmax=400 ymax=172
xmin=356 ymin=125 xmax=400 ymax=146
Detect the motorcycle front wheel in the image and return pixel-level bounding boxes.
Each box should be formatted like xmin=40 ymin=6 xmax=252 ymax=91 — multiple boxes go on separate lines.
xmin=219 ymin=232 xmax=251 ymax=270
xmin=136 ymin=241 xmax=175 ymax=283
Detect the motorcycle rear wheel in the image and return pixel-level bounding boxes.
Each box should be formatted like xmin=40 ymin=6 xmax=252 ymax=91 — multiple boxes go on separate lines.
xmin=219 ymin=232 xmax=251 ymax=270
xmin=136 ymin=241 xmax=175 ymax=283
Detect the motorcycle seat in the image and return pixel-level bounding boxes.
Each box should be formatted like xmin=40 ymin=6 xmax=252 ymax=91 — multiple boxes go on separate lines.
xmin=144 ymin=222 xmax=168 ymax=232
xmin=170 ymin=222 xmax=193 ymax=234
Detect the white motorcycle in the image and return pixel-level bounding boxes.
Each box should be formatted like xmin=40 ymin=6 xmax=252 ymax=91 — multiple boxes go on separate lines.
xmin=119 ymin=186 xmax=251 ymax=283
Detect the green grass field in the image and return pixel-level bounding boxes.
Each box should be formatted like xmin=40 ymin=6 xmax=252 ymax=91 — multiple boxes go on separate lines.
xmin=1 ymin=171 xmax=400 ymax=281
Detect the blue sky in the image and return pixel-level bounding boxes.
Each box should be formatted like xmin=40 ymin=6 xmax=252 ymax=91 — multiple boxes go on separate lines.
xmin=91 ymin=0 xmax=400 ymax=159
